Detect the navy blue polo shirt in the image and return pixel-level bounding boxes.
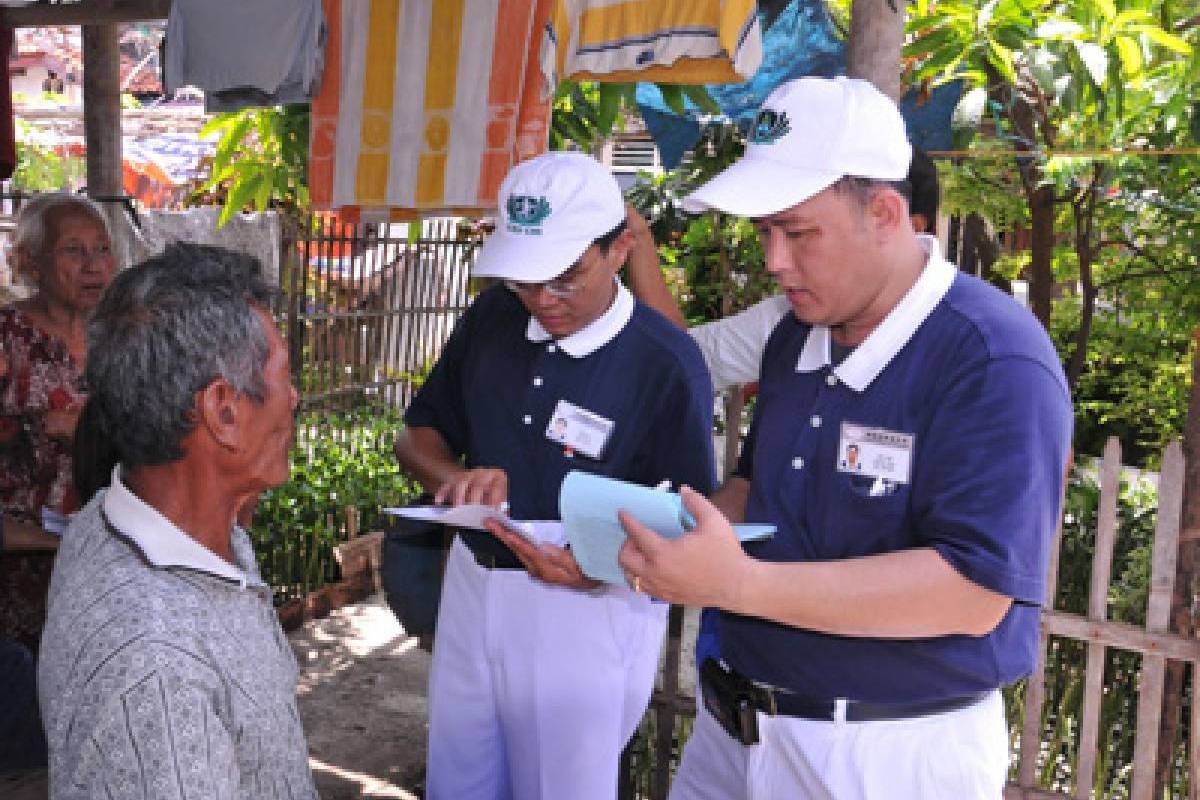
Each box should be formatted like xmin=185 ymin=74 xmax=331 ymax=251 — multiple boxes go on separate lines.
xmin=721 ymin=256 xmax=1073 ymax=704
xmin=404 ymin=283 xmax=717 ymax=523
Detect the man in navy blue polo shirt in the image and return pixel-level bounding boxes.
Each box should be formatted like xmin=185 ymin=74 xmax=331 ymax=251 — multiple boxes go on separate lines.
xmin=394 ymin=152 xmax=717 ymax=800
xmin=618 ymin=77 xmax=1073 ymax=799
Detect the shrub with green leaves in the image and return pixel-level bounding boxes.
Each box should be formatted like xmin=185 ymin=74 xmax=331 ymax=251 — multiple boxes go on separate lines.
xmin=248 ymin=404 xmax=420 ymax=602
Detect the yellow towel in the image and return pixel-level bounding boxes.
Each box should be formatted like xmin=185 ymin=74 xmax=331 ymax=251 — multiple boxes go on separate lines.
xmin=542 ymin=0 xmax=762 ymax=87
xmin=310 ymin=0 xmax=553 ymax=218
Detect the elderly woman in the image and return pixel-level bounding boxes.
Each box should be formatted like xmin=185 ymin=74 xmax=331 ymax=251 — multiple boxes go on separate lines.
xmin=0 ymin=193 xmax=114 ymax=652
xmin=1 ymin=193 xmax=113 ymax=524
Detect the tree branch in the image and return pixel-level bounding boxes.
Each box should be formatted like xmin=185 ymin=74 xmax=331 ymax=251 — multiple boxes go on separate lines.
xmin=1175 ymin=14 xmax=1200 ymax=32
xmin=1098 ymin=263 xmax=1195 ymax=289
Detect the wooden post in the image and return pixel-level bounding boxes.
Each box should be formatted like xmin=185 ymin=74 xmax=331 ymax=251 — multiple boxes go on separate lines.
xmin=1163 ymin=329 xmax=1200 ymax=798
xmin=82 ymin=24 xmax=123 ymax=199
xmin=1074 ymin=438 xmax=1122 ymax=799
xmin=0 ymin=0 xmax=171 ymax=28
xmin=1130 ymin=441 xmax=1184 ymax=799
xmin=846 ymin=0 xmax=905 ymax=100
xmin=1017 ymin=489 xmax=1066 ymax=789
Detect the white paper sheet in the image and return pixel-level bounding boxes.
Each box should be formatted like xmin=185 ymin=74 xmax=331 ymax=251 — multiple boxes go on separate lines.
xmin=383 ymin=505 xmax=566 ymax=546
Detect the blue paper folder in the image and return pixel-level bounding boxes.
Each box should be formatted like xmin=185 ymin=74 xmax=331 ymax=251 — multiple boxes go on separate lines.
xmin=559 ymin=471 xmax=775 ymax=586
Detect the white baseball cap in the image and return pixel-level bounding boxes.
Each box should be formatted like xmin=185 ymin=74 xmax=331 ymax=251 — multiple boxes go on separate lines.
xmin=472 ymin=152 xmax=626 ymax=282
xmin=682 ymin=77 xmax=912 ymax=217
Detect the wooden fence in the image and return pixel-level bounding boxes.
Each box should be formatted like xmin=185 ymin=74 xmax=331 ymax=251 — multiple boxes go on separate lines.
xmin=624 ymin=437 xmax=1194 ymax=800
xmin=282 ymin=215 xmax=475 ymax=414
xmin=242 ymin=216 xmax=475 ymax=603
xmin=1010 ymin=437 xmax=1191 ymax=799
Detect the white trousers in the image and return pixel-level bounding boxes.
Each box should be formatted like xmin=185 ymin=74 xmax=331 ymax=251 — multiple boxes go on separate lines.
xmin=669 ymin=688 xmax=1008 ymax=800
xmin=425 ymin=538 xmax=668 ymax=800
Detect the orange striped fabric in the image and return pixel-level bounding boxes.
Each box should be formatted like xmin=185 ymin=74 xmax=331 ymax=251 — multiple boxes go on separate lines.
xmin=309 ymin=0 xmax=553 ymax=220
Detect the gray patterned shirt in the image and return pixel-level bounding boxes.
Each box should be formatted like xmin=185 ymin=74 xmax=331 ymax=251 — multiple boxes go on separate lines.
xmin=38 ymin=470 xmax=318 ymax=800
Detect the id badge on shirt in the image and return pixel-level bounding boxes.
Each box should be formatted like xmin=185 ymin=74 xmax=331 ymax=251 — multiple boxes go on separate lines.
xmin=545 ymin=399 xmax=614 ymax=460
xmin=837 ymin=421 xmax=914 ymax=485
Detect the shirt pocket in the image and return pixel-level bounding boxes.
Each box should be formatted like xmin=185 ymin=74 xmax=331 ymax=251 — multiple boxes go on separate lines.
xmin=826 ymin=473 xmax=912 ymax=555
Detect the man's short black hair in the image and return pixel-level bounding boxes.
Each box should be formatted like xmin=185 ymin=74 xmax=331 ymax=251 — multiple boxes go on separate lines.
xmin=908 ymin=147 xmax=940 ymax=228
xmin=832 ymin=146 xmax=940 ymax=234
xmin=593 ymin=219 xmax=628 ymax=254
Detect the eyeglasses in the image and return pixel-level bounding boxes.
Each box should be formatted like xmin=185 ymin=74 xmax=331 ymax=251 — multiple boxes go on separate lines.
xmin=53 ymin=243 xmax=113 ymax=263
xmin=503 ymin=269 xmax=587 ymax=300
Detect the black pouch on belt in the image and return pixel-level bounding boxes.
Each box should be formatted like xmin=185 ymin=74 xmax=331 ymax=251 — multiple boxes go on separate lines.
xmin=699 ymin=657 xmax=768 ymax=746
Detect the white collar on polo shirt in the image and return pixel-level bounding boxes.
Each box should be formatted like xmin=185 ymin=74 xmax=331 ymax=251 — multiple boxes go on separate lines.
xmin=525 ymin=277 xmax=635 ymax=358
xmin=796 ymin=234 xmax=957 ymax=391
xmin=101 ymin=465 xmax=258 ymax=587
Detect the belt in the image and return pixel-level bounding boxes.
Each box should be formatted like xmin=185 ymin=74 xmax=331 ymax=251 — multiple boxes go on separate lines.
xmin=706 ymin=659 xmax=988 ymax=724
xmin=765 ymin=688 xmax=990 ymax=723
xmin=458 ymin=530 xmax=524 ymax=570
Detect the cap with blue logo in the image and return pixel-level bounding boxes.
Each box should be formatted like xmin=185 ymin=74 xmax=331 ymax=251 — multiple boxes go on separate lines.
xmin=683 ymin=77 xmax=912 ymax=217
xmin=472 ymin=152 xmax=626 ymax=283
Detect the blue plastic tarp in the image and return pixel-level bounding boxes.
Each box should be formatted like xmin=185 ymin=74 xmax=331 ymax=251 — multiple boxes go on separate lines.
xmin=635 ymin=0 xmax=960 ymax=169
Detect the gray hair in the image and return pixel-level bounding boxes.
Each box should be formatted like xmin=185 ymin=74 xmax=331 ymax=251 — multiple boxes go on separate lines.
xmin=85 ymin=242 xmax=278 ymax=468
xmin=10 ymin=193 xmax=109 ymax=280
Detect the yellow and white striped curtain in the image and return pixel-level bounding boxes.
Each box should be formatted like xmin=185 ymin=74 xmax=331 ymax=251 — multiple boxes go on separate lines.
xmin=310 ymin=0 xmax=553 ymax=218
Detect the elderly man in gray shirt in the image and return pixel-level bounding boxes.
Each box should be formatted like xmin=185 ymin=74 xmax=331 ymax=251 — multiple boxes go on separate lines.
xmin=38 ymin=243 xmax=316 ymax=800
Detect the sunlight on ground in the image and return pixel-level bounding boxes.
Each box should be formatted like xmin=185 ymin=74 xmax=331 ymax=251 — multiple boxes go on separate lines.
xmin=292 ymin=595 xmax=432 ymax=798
xmin=318 ymin=603 xmax=406 ymax=656
xmin=308 ymin=756 xmax=420 ymax=799
xmin=294 ymin=600 xmax=420 ymax=696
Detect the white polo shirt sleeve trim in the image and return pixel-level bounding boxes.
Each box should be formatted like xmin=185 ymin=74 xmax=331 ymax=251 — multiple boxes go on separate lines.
xmin=525 ymin=278 xmax=636 ymax=358
xmin=797 ymin=235 xmax=957 ymax=392
xmin=101 ymin=466 xmax=256 ymax=586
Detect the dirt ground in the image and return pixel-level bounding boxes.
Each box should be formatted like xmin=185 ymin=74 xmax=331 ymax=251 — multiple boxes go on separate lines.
xmin=291 ymin=593 xmax=701 ymax=800
xmin=291 ymin=594 xmax=432 ymax=799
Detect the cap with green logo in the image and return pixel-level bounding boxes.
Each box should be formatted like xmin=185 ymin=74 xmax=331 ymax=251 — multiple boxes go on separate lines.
xmin=748 ymin=109 xmax=791 ymax=144
xmin=473 ymin=152 xmax=625 ymax=282
xmin=683 ymin=77 xmax=912 ymax=218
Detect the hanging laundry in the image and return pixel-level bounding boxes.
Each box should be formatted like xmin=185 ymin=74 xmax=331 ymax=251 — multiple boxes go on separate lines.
xmin=542 ymin=0 xmax=762 ymax=87
xmin=636 ymin=0 xmax=961 ymax=169
xmin=164 ymin=0 xmax=325 ymax=112
xmin=309 ymin=0 xmax=552 ymax=219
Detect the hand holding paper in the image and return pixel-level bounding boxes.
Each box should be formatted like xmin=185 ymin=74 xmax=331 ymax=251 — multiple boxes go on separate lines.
xmin=433 ymin=466 xmax=508 ymax=507
xmin=558 ymin=471 xmax=773 ymax=587
xmin=483 ymin=518 xmax=601 ymax=591
xmin=618 ymin=485 xmax=761 ymax=607
xmin=384 ymin=503 xmax=595 ymax=589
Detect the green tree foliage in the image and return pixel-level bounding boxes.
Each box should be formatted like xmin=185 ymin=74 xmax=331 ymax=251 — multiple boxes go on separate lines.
xmin=193 ymin=104 xmax=311 ymax=225
xmin=907 ymin=0 xmax=1197 ymax=463
xmin=550 ymin=81 xmax=636 ymax=151
xmin=625 ymin=125 xmax=775 ymax=324
xmin=549 ymin=80 xmax=719 ymax=153
xmin=9 ymin=119 xmax=85 ymax=192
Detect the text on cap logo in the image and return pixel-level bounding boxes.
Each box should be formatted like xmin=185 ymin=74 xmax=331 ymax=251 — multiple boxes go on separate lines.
xmin=507 ymin=195 xmax=552 ymax=233
xmin=748 ymin=109 xmax=791 ymax=144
